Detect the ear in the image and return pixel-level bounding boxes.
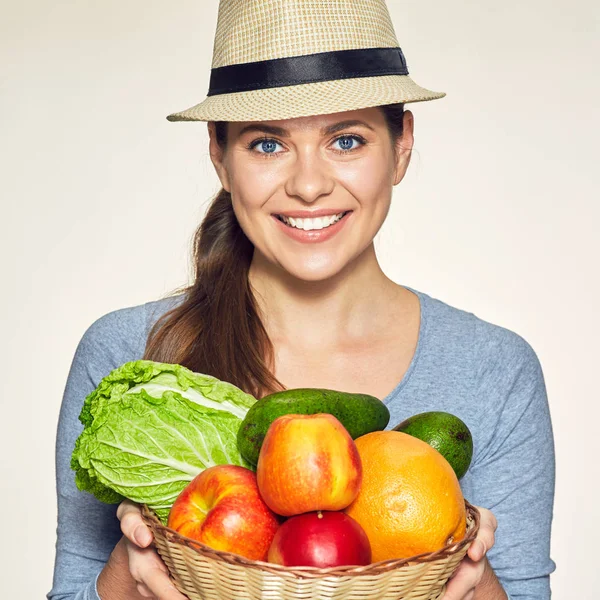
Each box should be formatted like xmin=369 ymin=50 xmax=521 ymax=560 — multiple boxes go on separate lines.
xmin=208 ymin=122 xmax=231 ymax=192
xmin=392 ymin=110 xmax=414 ymax=186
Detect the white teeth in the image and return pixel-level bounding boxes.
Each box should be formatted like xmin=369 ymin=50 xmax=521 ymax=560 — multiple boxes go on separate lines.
xmin=279 ymin=212 xmax=346 ymax=230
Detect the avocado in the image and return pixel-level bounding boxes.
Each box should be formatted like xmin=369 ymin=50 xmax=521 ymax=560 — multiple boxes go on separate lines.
xmin=393 ymin=411 xmax=473 ymax=479
xmin=237 ymin=388 xmax=390 ymax=465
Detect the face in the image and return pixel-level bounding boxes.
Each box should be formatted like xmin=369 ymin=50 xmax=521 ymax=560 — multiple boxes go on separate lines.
xmin=208 ymin=107 xmax=414 ymax=282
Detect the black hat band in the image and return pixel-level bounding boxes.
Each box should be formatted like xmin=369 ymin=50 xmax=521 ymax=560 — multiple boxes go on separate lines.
xmin=207 ymin=47 xmax=409 ymax=96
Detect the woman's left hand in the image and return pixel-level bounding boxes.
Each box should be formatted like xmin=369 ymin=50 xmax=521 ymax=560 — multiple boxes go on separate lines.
xmin=440 ymin=506 xmax=501 ymax=600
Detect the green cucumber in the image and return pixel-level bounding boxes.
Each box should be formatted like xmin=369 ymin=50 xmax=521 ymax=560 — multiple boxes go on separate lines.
xmin=237 ymin=388 xmax=390 ymax=465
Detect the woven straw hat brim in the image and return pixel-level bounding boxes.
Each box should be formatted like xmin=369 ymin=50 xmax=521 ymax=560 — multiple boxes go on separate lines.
xmin=167 ymin=74 xmax=445 ymax=122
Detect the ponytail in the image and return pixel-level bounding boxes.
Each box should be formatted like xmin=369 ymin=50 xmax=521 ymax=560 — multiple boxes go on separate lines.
xmin=144 ymin=187 xmax=284 ymax=398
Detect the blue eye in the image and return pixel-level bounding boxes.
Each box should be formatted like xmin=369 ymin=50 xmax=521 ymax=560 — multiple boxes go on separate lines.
xmin=252 ymin=139 xmax=282 ymax=154
xmin=334 ymin=135 xmax=359 ymax=151
xmin=333 ymin=135 xmax=365 ymax=153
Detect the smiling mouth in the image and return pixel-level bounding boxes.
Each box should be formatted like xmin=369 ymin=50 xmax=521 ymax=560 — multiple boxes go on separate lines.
xmin=274 ymin=211 xmax=351 ymax=231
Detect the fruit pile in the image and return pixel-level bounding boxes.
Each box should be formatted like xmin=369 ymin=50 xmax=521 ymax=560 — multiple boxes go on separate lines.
xmin=166 ymin=390 xmax=473 ymax=568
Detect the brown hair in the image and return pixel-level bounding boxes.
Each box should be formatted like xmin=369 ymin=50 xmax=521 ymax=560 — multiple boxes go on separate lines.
xmin=144 ymin=103 xmax=405 ymax=398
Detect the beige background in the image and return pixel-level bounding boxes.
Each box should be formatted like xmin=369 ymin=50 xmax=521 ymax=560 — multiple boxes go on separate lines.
xmin=1 ymin=0 xmax=599 ymax=597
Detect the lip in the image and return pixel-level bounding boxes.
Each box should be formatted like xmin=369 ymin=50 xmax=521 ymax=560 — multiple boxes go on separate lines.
xmin=272 ymin=211 xmax=352 ymax=244
xmin=272 ymin=209 xmax=351 ymax=218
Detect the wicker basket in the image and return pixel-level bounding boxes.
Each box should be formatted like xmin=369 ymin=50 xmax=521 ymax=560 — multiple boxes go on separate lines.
xmin=141 ymin=501 xmax=479 ymax=600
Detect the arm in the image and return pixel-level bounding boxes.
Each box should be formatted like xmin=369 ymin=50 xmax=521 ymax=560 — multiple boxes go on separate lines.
xmin=95 ymin=538 xmax=142 ymax=599
xmin=48 ymin=309 xmax=145 ymax=600
xmin=476 ymin=559 xmax=508 ymax=599
xmin=466 ymin=330 xmax=556 ymax=599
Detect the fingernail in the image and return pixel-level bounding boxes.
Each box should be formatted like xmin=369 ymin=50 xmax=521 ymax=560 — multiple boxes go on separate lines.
xmin=477 ymin=539 xmax=487 ymax=558
xmin=134 ymin=525 xmax=152 ymax=547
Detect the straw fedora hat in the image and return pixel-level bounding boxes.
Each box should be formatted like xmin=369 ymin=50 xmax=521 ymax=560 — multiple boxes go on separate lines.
xmin=167 ymin=0 xmax=445 ymax=122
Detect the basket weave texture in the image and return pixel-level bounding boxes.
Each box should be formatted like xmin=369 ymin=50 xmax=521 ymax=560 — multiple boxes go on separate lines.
xmin=142 ymin=502 xmax=479 ymax=600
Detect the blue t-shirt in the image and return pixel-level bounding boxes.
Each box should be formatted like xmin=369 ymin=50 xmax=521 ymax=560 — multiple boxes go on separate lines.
xmin=48 ymin=288 xmax=556 ymax=600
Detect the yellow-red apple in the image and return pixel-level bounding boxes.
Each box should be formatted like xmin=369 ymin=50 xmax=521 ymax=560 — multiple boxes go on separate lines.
xmin=256 ymin=413 xmax=362 ymax=516
xmin=167 ymin=464 xmax=279 ymax=561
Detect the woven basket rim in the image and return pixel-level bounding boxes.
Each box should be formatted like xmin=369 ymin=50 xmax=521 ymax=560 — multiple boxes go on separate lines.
xmin=142 ymin=500 xmax=480 ymax=578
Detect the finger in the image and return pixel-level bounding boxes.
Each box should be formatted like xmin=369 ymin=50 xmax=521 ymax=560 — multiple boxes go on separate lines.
xmin=468 ymin=507 xmax=496 ymax=562
xmin=441 ymin=558 xmax=480 ymax=600
xmin=142 ymin=566 xmax=188 ymax=600
xmin=468 ymin=538 xmax=487 ymax=563
xmin=118 ymin=502 xmax=153 ymax=548
xmin=136 ymin=581 xmax=157 ymax=598
xmin=116 ymin=499 xmax=137 ymax=521
xmin=127 ymin=544 xmax=169 ymax=584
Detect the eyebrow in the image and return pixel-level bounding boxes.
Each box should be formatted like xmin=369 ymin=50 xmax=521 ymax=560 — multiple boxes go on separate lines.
xmin=236 ymin=119 xmax=375 ymax=138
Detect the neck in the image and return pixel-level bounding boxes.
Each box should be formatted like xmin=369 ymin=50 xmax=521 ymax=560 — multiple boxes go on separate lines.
xmin=248 ymin=244 xmax=401 ymax=349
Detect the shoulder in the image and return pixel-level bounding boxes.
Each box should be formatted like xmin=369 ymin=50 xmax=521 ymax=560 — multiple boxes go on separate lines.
xmin=415 ymin=287 xmax=543 ymax=378
xmin=408 ymin=289 xmax=551 ymax=467
xmin=75 ymin=294 xmax=185 ymax=367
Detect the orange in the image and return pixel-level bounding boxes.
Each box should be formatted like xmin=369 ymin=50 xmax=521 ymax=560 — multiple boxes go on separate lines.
xmin=344 ymin=431 xmax=466 ymax=562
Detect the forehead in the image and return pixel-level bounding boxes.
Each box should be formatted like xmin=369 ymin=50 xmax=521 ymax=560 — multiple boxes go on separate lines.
xmin=229 ymin=106 xmax=386 ymax=137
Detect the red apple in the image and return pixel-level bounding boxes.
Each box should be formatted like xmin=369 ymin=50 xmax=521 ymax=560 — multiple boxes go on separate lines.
xmin=167 ymin=464 xmax=280 ymax=561
xmin=257 ymin=413 xmax=362 ymax=516
xmin=268 ymin=511 xmax=371 ymax=567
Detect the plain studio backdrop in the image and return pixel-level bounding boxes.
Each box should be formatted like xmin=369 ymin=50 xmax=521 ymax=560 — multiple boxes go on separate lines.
xmin=1 ymin=0 xmax=599 ymax=597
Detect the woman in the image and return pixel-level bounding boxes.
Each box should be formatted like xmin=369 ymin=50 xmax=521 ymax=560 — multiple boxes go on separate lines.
xmin=48 ymin=1 xmax=555 ymax=599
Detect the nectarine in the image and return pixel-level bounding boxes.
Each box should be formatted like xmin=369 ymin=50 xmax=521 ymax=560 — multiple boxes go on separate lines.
xmin=256 ymin=413 xmax=362 ymax=516
xmin=167 ymin=464 xmax=279 ymax=561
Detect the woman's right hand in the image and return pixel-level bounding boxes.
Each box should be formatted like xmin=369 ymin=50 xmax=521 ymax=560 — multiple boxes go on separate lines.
xmin=116 ymin=500 xmax=188 ymax=599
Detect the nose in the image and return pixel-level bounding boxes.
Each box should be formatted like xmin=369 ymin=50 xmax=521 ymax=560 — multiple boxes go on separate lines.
xmin=284 ymin=148 xmax=335 ymax=203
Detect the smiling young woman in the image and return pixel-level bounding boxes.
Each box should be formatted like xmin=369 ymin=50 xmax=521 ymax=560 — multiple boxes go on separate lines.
xmin=143 ymin=104 xmax=410 ymax=400
xmin=49 ymin=1 xmax=555 ymax=599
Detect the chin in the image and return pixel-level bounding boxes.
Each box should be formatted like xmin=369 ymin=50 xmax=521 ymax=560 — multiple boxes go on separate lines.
xmin=277 ymin=252 xmax=350 ymax=283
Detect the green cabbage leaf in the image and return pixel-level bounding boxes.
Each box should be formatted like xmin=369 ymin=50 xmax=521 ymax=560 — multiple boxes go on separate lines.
xmin=71 ymin=360 xmax=257 ymax=523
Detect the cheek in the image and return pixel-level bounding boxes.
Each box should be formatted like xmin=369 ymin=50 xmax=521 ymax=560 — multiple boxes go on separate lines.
xmin=228 ymin=156 xmax=282 ymax=205
xmin=336 ymin=153 xmax=394 ymax=205
xmin=227 ymin=161 xmax=279 ymax=229
xmin=228 ymin=183 xmax=275 ymax=253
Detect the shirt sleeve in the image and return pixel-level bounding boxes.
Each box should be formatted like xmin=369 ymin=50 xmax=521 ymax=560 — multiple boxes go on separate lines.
xmin=467 ymin=328 xmax=556 ymax=599
xmin=47 ymin=307 xmax=147 ymax=600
